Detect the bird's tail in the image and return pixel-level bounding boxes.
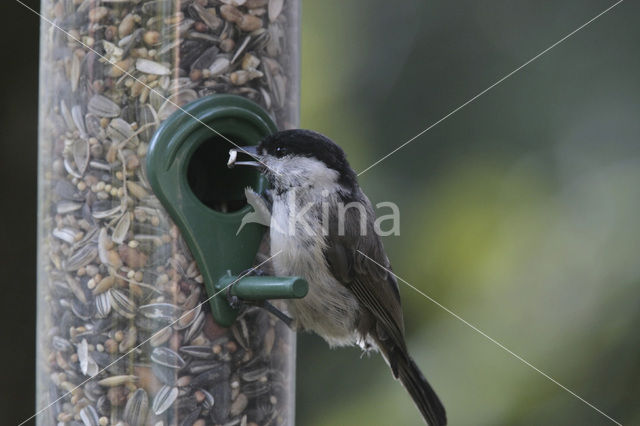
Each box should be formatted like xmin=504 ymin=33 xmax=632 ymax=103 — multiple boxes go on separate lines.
xmin=395 ymin=352 xmax=447 ymax=425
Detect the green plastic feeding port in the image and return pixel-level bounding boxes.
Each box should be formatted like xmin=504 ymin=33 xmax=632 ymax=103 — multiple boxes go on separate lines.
xmin=147 ymin=94 xmax=308 ymax=326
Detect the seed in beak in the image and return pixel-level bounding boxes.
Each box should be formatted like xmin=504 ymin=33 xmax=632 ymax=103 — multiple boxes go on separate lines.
xmin=227 ymin=149 xmax=238 ymax=168
xmin=227 ymin=146 xmax=262 ymax=169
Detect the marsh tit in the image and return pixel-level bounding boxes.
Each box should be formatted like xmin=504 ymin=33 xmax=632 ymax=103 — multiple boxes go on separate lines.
xmin=229 ymin=129 xmax=446 ymax=425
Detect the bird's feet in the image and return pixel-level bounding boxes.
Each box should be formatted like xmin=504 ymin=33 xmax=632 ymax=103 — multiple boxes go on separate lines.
xmin=225 ymin=267 xmax=265 ymax=309
xmin=259 ymin=300 xmax=295 ymax=329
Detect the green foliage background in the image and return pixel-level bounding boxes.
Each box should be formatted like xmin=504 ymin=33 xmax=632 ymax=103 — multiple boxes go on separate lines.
xmin=295 ymin=1 xmax=639 ymax=424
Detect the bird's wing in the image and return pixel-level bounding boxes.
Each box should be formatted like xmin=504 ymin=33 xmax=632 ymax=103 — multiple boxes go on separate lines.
xmin=324 ymin=191 xmax=447 ymax=426
xmin=323 ymin=190 xmax=406 ymax=354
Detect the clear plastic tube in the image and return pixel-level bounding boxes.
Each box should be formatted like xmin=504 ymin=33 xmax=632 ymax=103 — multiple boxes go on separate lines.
xmin=36 ymin=1 xmax=299 ymax=424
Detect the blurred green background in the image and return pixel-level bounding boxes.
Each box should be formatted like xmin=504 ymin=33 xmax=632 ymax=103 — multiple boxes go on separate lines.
xmin=295 ymin=1 xmax=639 ymax=425
xmin=1 ymin=0 xmax=639 ymax=424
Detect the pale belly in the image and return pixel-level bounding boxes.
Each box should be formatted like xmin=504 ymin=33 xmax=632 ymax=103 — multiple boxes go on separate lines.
xmin=269 ymin=204 xmax=360 ymax=347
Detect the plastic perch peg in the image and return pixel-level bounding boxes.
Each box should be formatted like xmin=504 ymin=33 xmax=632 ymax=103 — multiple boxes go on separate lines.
xmin=218 ymin=273 xmax=309 ymax=300
xmin=146 ymin=94 xmax=308 ymax=327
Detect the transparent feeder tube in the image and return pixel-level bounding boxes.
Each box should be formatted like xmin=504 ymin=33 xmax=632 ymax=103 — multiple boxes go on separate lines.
xmin=36 ymin=1 xmax=299 ymax=425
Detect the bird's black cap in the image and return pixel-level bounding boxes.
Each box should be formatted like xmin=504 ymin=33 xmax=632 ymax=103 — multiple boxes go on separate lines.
xmin=258 ymin=129 xmax=358 ymax=189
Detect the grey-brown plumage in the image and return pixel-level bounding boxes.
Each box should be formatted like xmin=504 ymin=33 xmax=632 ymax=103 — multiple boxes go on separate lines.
xmin=324 ymin=189 xmax=446 ymax=426
xmin=235 ymin=129 xmax=446 ymax=425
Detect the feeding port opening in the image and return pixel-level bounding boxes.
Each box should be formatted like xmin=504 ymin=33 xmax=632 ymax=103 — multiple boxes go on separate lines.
xmin=187 ymin=135 xmax=260 ymax=213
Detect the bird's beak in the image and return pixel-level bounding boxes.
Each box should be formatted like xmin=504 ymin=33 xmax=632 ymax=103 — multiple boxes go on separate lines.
xmin=227 ymin=146 xmax=262 ymax=168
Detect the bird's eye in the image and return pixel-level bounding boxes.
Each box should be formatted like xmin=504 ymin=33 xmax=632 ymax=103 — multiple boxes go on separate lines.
xmin=275 ymin=146 xmax=288 ymax=158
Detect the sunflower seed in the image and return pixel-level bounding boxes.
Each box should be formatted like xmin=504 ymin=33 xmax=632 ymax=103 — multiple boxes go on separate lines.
xmin=222 ymin=0 xmax=247 ymax=5
xmin=152 ymin=362 xmax=177 ymax=385
xmin=124 ymin=388 xmax=149 ymax=426
xmin=64 ymin=156 xmax=82 ymax=178
xmin=65 ymin=244 xmax=98 ymax=272
xmin=55 ymin=180 xmax=83 ymax=201
xmin=191 ymin=3 xmax=223 ymax=31
xmin=136 ymin=58 xmax=170 ymax=75
xmin=231 ymin=35 xmax=251 ymax=64
xmin=71 ymin=53 xmax=81 ymax=93
xmin=95 ymin=292 xmax=111 ymax=318
xmin=88 ymin=95 xmax=121 ymax=118
xmin=157 ymin=89 xmax=198 ymax=120
xmin=111 ymin=213 xmax=130 ymax=244
xmin=118 ymin=326 xmax=137 ymax=352
xmin=97 ymin=375 xmax=138 ymax=387
xmin=191 ymin=364 xmax=231 ymax=388
xmin=240 ymin=366 xmax=268 ymax=382
xmin=78 ymin=339 xmax=99 ymax=376
xmin=57 ymin=200 xmax=83 ymax=214
xmin=152 ymin=385 xmax=179 ymax=414
xmin=109 ymin=289 xmax=136 ymax=319
xmin=52 ymin=336 xmax=74 ymax=352
xmin=179 ymin=345 xmax=214 ymax=359
xmin=230 ymin=393 xmax=248 ymax=417
xmin=184 ymin=310 xmax=205 ymax=343
xmin=209 ymin=57 xmax=231 ymax=76
xmin=174 ymin=304 xmax=201 ymax=329
xmin=139 ymin=302 xmax=182 ymax=321
xmin=89 ymin=160 xmax=111 ymax=171
xmin=73 ymin=139 xmax=90 ymax=175
xmin=84 ymin=113 xmax=104 ymax=139
xmin=93 ymin=203 xmax=123 ymax=219
xmin=210 ymin=382 xmax=231 ymax=422
xmin=71 ymin=299 xmax=94 ymax=321
xmin=126 ymin=181 xmax=149 ymax=199
xmin=189 ymin=360 xmax=219 ymax=374
xmin=77 ymin=339 xmax=89 ymax=374
xmin=53 ymin=227 xmax=77 ymax=244
xmin=60 ymin=100 xmax=75 ymax=131
xmin=191 ymin=46 xmax=219 ymax=71
xmin=151 ymin=347 xmax=186 ymax=369
xmin=199 ymin=388 xmax=215 ymax=409
xmin=136 ymin=103 xmax=158 ymax=142
xmin=84 ymin=382 xmax=103 ymax=403
xmin=93 ymin=276 xmax=115 ymax=295
xmin=180 ymin=408 xmax=202 ymax=426
xmin=79 ymin=405 xmax=99 ymax=426
xmin=72 ymin=105 xmax=87 ymax=139
xmin=242 ymin=381 xmax=269 ymax=397
xmin=268 ymin=0 xmax=283 ymax=22
xmin=149 ymin=326 xmax=173 ymax=347
xmin=107 ymin=118 xmax=138 ymax=145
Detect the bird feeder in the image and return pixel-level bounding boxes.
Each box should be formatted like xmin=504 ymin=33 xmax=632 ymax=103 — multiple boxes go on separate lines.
xmin=36 ymin=1 xmax=300 ymax=425
xmin=146 ymin=93 xmax=308 ymax=327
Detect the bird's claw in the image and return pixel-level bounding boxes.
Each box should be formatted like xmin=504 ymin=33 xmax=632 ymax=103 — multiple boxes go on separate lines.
xmin=225 ymin=267 xmax=265 ymax=310
xmin=226 ymin=284 xmax=241 ymax=309
xmin=225 ymin=268 xmax=295 ymax=329
xmin=239 ymin=267 xmax=266 ymax=277
xmin=260 ymin=301 xmax=295 ymax=329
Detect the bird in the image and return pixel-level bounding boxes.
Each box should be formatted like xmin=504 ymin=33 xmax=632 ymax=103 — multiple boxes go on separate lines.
xmin=229 ymin=129 xmax=446 ymax=425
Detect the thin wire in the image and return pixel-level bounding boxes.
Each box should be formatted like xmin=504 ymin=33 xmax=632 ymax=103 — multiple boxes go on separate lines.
xmin=19 ymin=251 xmax=282 ymax=426
xmin=15 ymin=0 xmax=273 ymax=171
xmin=356 ymin=250 xmax=622 ymax=425
xmin=357 ymin=0 xmax=625 ymax=177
